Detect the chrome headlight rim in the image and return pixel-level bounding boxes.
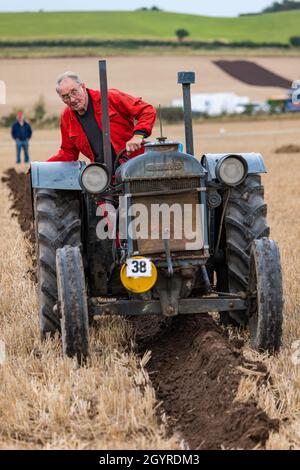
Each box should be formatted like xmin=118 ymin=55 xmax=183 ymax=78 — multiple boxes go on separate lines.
xmin=216 ymin=154 xmax=248 ymax=187
xmin=79 ymin=163 xmax=110 ymax=194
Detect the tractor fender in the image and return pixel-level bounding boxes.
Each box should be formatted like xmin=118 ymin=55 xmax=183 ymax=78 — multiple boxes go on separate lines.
xmin=30 ymin=161 xmax=85 ymax=190
xmin=201 ymin=153 xmax=267 ymax=182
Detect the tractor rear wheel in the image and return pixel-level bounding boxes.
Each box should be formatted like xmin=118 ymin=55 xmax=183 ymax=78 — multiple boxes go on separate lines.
xmin=56 ymin=245 xmax=89 ymax=362
xmin=217 ymin=175 xmax=269 ymax=326
xmin=34 ymin=189 xmax=81 ymax=337
xmin=248 ymin=238 xmax=283 ymax=353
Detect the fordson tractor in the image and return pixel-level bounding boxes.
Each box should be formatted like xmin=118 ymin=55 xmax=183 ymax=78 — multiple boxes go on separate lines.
xmin=30 ymin=61 xmax=283 ymax=361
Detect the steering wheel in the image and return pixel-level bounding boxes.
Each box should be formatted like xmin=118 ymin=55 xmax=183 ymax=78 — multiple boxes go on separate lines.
xmin=113 ymin=141 xmax=149 ymax=173
xmin=114 ymin=148 xmax=129 ymax=173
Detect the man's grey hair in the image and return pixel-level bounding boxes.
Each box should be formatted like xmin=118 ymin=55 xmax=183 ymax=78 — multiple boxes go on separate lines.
xmin=56 ymin=72 xmax=83 ymax=93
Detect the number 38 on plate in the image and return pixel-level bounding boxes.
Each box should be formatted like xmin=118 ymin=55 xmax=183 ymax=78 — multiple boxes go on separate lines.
xmin=126 ymin=257 xmax=152 ymax=278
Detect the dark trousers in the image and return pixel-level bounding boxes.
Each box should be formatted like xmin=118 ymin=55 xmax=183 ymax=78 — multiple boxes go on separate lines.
xmin=16 ymin=139 xmax=30 ymax=163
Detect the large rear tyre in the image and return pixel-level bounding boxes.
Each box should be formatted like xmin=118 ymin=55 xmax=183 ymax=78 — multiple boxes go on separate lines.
xmin=217 ymin=175 xmax=269 ymax=326
xmin=34 ymin=189 xmax=81 ymax=337
xmin=248 ymin=238 xmax=283 ymax=353
xmin=56 ymin=245 xmax=89 ymax=362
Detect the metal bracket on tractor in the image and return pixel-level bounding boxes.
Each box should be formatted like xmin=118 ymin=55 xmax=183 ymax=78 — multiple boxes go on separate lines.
xmin=89 ymin=297 xmax=247 ymax=317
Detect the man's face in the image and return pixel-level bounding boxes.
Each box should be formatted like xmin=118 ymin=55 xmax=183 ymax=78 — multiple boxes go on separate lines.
xmin=57 ymin=77 xmax=88 ymax=113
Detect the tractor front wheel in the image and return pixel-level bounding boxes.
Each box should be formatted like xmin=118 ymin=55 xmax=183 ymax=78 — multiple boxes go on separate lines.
xmin=56 ymin=245 xmax=89 ymax=363
xmin=248 ymin=238 xmax=283 ymax=353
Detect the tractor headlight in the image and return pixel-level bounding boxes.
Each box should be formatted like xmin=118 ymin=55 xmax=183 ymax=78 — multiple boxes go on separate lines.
xmin=216 ymin=155 xmax=248 ymax=186
xmin=80 ymin=163 xmax=110 ymax=194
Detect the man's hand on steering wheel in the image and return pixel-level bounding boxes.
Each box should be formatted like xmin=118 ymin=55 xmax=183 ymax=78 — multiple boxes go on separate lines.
xmin=126 ymin=134 xmax=144 ymax=154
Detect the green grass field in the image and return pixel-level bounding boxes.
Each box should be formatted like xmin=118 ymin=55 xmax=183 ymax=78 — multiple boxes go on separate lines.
xmin=0 ymin=10 xmax=299 ymax=43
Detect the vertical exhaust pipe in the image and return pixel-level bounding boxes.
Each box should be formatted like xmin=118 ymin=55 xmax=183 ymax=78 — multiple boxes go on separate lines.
xmin=98 ymin=60 xmax=113 ymax=174
xmin=177 ymin=71 xmax=195 ymax=155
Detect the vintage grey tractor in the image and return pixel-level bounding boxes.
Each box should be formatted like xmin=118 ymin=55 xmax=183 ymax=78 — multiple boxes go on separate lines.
xmin=30 ymin=61 xmax=283 ymax=362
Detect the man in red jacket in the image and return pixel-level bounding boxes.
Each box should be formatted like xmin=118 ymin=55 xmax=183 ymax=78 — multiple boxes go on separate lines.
xmin=48 ymin=71 xmax=156 ymax=164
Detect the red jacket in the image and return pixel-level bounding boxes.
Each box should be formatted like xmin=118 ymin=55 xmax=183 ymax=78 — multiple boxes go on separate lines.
xmin=48 ymin=88 xmax=156 ymax=162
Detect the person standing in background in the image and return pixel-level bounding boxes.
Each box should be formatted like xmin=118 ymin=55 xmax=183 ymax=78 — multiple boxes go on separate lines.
xmin=11 ymin=111 xmax=32 ymax=164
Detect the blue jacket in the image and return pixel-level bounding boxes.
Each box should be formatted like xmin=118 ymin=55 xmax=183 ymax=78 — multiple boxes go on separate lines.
xmin=11 ymin=121 xmax=32 ymax=141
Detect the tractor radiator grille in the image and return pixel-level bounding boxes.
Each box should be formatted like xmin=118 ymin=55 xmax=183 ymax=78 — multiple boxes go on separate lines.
xmin=130 ymin=191 xmax=204 ymax=255
xmin=128 ymin=177 xmax=201 ymax=194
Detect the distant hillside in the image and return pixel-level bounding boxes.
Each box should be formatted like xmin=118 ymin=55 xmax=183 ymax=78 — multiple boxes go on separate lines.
xmin=0 ymin=10 xmax=299 ymax=44
xmin=241 ymin=0 xmax=300 ymax=15
xmin=263 ymin=0 xmax=300 ymax=14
